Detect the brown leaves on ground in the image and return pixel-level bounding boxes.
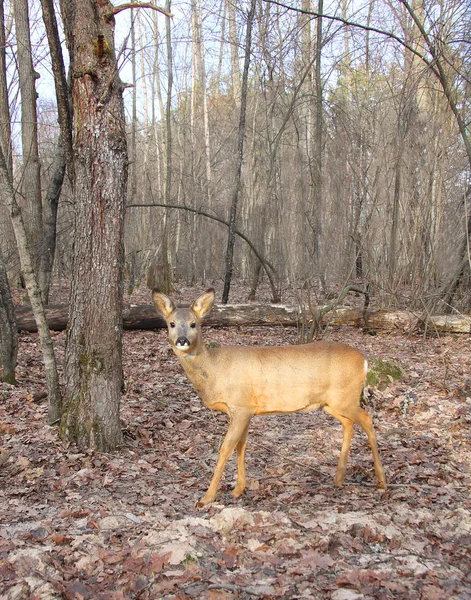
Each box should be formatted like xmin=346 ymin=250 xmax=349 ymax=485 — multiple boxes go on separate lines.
xmin=0 ymin=293 xmax=470 ymax=598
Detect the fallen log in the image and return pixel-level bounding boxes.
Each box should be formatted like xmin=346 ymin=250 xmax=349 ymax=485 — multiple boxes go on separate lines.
xmin=421 ymin=314 xmax=471 ymax=334
xmin=15 ymin=303 xmax=301 ymax=331
xmin=15 ymin=304 xmax=70 ymax=332
xmin=15 ymin=304 xmax=167 ymax=332
xmin=14 ymin=303 xmax=471 ymax=334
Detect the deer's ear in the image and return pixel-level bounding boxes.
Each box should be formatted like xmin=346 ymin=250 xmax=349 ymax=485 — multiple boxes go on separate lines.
xmin=152 ymin=290 xmax=175 ymax=318
xmin=191 ymin=288 xmax=215 ymax=319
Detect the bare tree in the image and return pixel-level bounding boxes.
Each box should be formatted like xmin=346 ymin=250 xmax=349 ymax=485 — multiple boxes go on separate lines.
xmin=0 ymin=0 xmax=61 ymax=418
xmin=191 ymin=0 xmax=212 ymax=200
xmin=0 ymin=250 xmax=17 ymax=384
xmin=0 ymin=0 xmax=16 ymax=385
xmin=0 ymin=143 xmax=61 ymax=423
xmin=13 ymin=0 xmax=43 ymax=289
xmin=162 ymin=0 xmax=173 ymax=293
xmin=39 ymin=0 xmax=73 ymax=177
xmin=0 ymin=0 xmax=11 ymax=178
xmin=398 ymin=0 xmax=471 ymax=309
xmin=222 ymin=0 xmax=256 ymax=304
xmin=11 ymin=0 xmax=68 ymax=304
xmin=228 ymin=0 xmax=241 ymax=102
xmin=311 ymin=0 xmax=324 ymax=270
xmin=148 ymin=0 xmax=174 ymax=294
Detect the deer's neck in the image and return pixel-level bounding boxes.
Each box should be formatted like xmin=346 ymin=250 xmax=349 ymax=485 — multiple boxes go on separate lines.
xmin=175 ymin=344 xmax=212 ymax=393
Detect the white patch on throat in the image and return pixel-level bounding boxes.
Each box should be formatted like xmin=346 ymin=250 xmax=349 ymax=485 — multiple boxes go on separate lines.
xmin=175 ymin=341 xmax=191 ymax=351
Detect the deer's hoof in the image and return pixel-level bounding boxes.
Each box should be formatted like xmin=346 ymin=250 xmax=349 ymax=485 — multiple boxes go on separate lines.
xmin=198 ymin=493 xmax=215 ymax=507
xmin=232 ymin=485 xmax=245 ymax=499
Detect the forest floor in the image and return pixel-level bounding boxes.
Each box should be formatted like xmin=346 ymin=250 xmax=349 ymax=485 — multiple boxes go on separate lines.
xmin=0 ymin=283 xmax=470 ymax=599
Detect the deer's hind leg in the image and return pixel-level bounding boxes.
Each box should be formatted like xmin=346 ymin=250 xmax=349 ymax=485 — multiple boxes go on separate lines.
xmin=325 ymin=405 xmax=386 ymax=489
xmin=350 ymin=407 xmax=386 ymax=489
xmin=323 ymin=406 xmax=354 ymax=486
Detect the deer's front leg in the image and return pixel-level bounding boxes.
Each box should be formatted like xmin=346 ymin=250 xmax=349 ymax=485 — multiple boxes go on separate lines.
xmin=199 ymin=410 xmax=252 ymax=506
xmin=232 ymin=420 xmax=250 ymax=499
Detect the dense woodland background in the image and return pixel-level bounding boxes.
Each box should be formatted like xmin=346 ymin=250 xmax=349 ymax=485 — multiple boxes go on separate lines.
xmin=0 ymin=0 xmax=470 ymax=309
xmin=0 ymin=2 xmax=470 ymax=597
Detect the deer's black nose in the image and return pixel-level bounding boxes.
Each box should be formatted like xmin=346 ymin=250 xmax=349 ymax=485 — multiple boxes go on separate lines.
xmin=176 ymin=337 xmax=190 ymax=349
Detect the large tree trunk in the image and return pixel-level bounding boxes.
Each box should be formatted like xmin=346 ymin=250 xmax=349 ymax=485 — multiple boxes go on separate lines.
xmin=61 ymin=0 xmax=128 ymax=451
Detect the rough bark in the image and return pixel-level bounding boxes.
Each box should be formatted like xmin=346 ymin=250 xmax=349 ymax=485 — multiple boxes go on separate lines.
xmin=61 ymin=0 xmax=128 ymax=451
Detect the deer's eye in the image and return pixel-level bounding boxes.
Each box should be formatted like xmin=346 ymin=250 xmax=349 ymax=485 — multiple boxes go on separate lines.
xmin=190 ymin=323 xmax=197 ymax=329
xmin=170 ymin=322 xmax=176 ymax=328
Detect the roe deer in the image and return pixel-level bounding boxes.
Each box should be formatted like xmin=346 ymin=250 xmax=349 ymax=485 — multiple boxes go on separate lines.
xmin=153 ymin=289 xmax=386 ymax=505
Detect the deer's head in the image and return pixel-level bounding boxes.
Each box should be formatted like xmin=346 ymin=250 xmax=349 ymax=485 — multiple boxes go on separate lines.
xmin=153 ymin=288 xmax=215 ymax=353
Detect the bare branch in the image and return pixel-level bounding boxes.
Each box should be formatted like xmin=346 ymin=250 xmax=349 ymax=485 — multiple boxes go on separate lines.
xmin=264 ymin=0 xmax=471 ymax=174
xmin=126 ymin=202 xmax=276 ymax=274
xmin=112 ymin=2 xmax=172 ymax=18
xmin=399 ymin=0 xmax=471 ymax=166
xmin=126 ymin=202 xmax=280 ymax=301
xmin=262 ymin=0 xmax=437 ymax=77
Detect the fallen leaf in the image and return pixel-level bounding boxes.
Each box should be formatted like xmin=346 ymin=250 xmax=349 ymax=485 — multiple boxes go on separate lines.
xmin=299 ymin=549 xmax=335 ymax=569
